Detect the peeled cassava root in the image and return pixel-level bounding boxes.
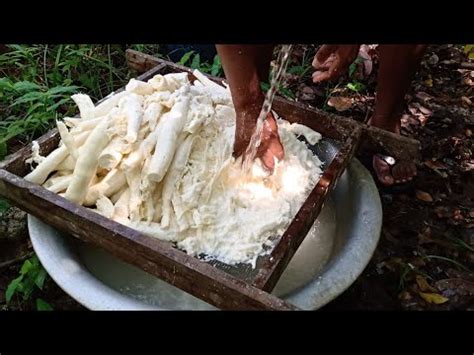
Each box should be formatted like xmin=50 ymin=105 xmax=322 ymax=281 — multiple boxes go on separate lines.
xmin=25 ymin=70 xmax=233 ymax=235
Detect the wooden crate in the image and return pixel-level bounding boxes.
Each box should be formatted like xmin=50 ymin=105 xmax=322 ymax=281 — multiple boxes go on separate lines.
xmin=0 ymin=52 xmax=419 ymax=310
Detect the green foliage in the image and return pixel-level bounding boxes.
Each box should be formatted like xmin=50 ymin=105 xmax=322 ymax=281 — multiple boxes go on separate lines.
xmin=36 ymin=298 xmax=53 ymax=311
xmin=348 ymin=57 xmax=364 ymax=78
xmin=0 ymin=198 xmax=10 ymax=214
xmin=0 ymin=44 xmax=131 ymax=157
xmin=5 ymin=255 xmax=50 ymax=308
xmin=178 ymin=50 xmax=195 ymax=66
xmin=178 ymin=51 xmax=223 ymax=77
xmin=260 ymin=82 xmax=295 ymax=100
xmin=346 ymin=81 xmax=366 ymax=93
xmin=211 ymin=55 xmax=222 ymax=76
xmin=129 ymin=44 xmax=161 ymax=56
xmin=346 ymin=57 xmax=368 ymax=93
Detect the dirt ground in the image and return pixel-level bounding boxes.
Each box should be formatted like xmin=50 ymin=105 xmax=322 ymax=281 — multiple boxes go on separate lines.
xmin=0 ymin=44 xmax=472 ymax=310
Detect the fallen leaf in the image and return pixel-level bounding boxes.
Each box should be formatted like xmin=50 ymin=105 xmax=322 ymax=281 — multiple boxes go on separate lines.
xmin=461 ymin=96 xmax=472 ymax=106
xmin=416 ymin=190 xmax=433 ymax=202
xmin=424 ymin=160 xmax=447 ymax=170
xmin=415 ymin=91 xmax=432 ymax=102
xmin=408 ymin=104 xmax=419 ymax=115
xmin=440 ymin=59 xmax=456 ymax=65
xmin=466 ymin=45 xmax=474 ymax=60
xmin=327 ymin=96 xmax=352 ymax=112
xmin=427 ymin=54 xmax=439 ymax=65
xmin=424 ymin=76 xmax=433 ymax=87
xmin=419 ymin=292 xmax=449 ymax=304
xmin=461 ymin=161 xmax=474 ymax=172
xmin=418 ymin=105 xmax=433 ymax=116
xmin=416 ymin=275 xmax=437 ymax=292
xmin=463 ymin=76 xmax=474 ymax=86
xmin=358 ymin=45 xmax=373 ymax=76
xmin=435 ymin=278 xmax=474 ymax=296
xmin=416 ymin=114 xmax=429 ymax=125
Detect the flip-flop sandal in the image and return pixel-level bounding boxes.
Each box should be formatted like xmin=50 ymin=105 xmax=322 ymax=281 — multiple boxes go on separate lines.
xmin=358 ymin=153 xmax=415 ymax=194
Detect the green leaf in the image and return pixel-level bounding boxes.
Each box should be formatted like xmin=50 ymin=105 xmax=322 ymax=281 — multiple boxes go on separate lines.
xmin=11 ymin=91 xmax=44 ymax=106
xmin=47 ymin=85 xmax=79 ymax=95
xmin=13 ymin=81 xmax=43 ymax=92
xmin=346 ymin=81 xmax=366 ymax=92
xmin=0 ymin=78 xmax=13 ymax=91
xmin=0 ymin=198 xmax=10 ymax=214
xmin=30 ymin=255 xmax=40 ymax=268
xmin=36 ymin=298 xmax=53 ymax=311
xmin=26 ymin=102 xmax=46 ymax=116
xmin=0 ymin=141 xmax=7 ymax=160
xmin=349 ymin=57 xmax=364 ymax=78
xmin=279 ymin=86 xmax=296 ymax=99
xmin=191 ymin=53 xmax=201 ymax=69
xmin=20 ymin=276 xmax=36 ymax=300
xmin=260 ymin=82 xmax=270 ymax=92
xmin=178 ymin=50 xmax=194 ymax=65
xmin=34 ymin=268 xmax=47 ymax=290
xmin=20 ymin=259 xmax=34 ymax=275
xmin=211 ymin=55 xmax=222 ymax=76
xmin=6 ymin=275 xmax=23 ymax=303
xmin=287 ymin=65 xmax=305 ymax=75
xmin=46 ymin=97 xmax=72 ymax=112
xmin=348 ymin=63 xmax=357 ymax=78
xmin=198 ymin=62 xmax=211 ymax=73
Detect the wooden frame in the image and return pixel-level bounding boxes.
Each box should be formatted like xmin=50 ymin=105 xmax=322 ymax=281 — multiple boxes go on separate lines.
xmin=0 ymin=50 xmax=420 ymax=310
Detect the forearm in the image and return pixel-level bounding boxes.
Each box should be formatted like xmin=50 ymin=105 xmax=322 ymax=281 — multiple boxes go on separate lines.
xmin=216 ymin=44 xmax=264 ymax=111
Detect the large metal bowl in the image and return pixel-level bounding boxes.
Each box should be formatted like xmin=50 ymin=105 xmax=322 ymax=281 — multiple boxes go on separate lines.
xmin=28 ymin=141 xmax=382 ymax=310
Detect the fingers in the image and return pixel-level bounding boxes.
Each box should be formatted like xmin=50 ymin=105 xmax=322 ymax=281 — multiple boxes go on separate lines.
xmin=313 ymin=45 xmax=338 ymax=68
xmin=312 ymin=68 xmax=335 ymax=83
xmin=233 ymin=111 xmax=285 ymax=172
xmin=312 ymin=44 xmax=361 ymax=83
xmin=312 ymin=59 xmax=344 ymax=83
xmin=257 ymin=114 xmax=285 ymax=171
xmin=261 ymin=150 xmax=276 ymax=172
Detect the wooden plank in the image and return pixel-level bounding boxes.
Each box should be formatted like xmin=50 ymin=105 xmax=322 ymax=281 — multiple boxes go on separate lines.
xmin=273 ymin=99 xmax=421 ymax=161
xmin=360 ymin=124 xmax=421 ymax=161
xmin=252 ymin=127 xmax=363 ymax=291
xmin=126 ymin=50 xmax=170 ymax=72
xmin=0 ymin=169 xmax=298 ymax=310
xmin=126 ymin=49 xmax=221 ymax=80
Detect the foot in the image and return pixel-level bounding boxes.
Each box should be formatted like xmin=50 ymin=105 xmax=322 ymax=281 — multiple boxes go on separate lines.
xmin=372 ymin=154 xmax=417 ymax=186
xmin=369 ymin=116 xmax=417 ymax=186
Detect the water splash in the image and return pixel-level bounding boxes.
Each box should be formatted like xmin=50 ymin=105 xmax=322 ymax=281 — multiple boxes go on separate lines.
xmin=242 ymin=44 xmax=293 ymax=173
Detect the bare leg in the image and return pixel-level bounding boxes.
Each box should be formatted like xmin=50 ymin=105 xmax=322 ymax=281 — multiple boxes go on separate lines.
xmin=371 ymin=44 xmax=427 ymax=185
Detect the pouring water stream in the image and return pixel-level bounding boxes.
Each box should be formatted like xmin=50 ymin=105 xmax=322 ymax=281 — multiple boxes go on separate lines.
xmin=242 ymin=44 xmax=293 ymax=173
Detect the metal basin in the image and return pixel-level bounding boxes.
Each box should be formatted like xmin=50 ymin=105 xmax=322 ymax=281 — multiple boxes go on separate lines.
xmin=28 ymin=141 xmax=382 ymax=310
